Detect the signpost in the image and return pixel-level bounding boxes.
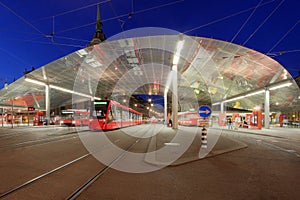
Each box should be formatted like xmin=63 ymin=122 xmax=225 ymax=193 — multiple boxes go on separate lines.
xmin=198 ymin=105 xmax=212 ymax=118
xmin=198 ymin=105 xmax=212 ymax=149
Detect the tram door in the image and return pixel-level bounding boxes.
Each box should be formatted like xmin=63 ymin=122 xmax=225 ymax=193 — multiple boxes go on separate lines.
xmin=245 ymin=114 xmax=252 ymax=126
xmin=252 ymin=110 xmax=262 ymax=129
xmin=33 ymin=111 xmax=44 ymax=126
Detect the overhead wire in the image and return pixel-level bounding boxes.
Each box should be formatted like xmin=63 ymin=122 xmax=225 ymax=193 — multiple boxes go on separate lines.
xmin=0 ymin=2 xmax=47 ymax=37
xmin=2 ymin=1 xmax=92 ymax=48
xmin=230 ymin=0 xmax=263 ymax=43
xmin=267 ymin=49 xmax=300 ymax=57
xmin=0 ymin=1 xmax=111 ymax=39
xmin=56 ymin=0 xmax=184 ymax=34
xmin=131 ymin=0 xmax=134 ymax=14
xmin=267 ymin=19 xmax=300 ymax=53
xmin=54 ymin=35 xmax=90 ymax=43
xmin=25 ymin=41 xmax=85 ymax=48
xmin=0 ymin=47 xmax=31 ymax=66
xmin=184 ymin=0 xmax=276 ymax=34
xmin=0 ymin=1 xmax=74 ymax=60
xmin=242 ymin=0 xmax=286 ymax=45
xmin=32 ymin=0 xmax=111 ymax=22
xmin=109 ymin=1 xmax=124 ymax=31
xmin=134 ymin=0 xmax=183 ymax=15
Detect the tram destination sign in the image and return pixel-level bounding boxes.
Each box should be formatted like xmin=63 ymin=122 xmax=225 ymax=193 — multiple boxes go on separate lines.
xmin=28 ymin=106 xmax=35 ymax=111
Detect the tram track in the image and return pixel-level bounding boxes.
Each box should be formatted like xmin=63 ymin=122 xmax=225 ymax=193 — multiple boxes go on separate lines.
xmin=66 ymin=125 xmax=161 ymax=200
xmin=66 ymin=138 xmax=141 ymax=200
xmin=0 ymin=136 xmax=123 ymax=199
xmin=0 ymin=125 xmax=157 ymax=199
xmin=0 ymin=130 xmax=89 ymax=152
xmin=0 ymin=133 xmax=77 ymax=148
xmin=0 ymin=126 xmax=84 ymax=140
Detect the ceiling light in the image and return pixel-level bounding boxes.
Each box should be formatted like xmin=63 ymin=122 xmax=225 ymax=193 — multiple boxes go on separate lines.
xmin=269 ymin=82 xmax=292 ymax=90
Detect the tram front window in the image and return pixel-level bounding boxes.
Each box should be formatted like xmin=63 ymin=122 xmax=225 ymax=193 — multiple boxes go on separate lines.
xmin=92 ymin=101 xmax=108 ymax=119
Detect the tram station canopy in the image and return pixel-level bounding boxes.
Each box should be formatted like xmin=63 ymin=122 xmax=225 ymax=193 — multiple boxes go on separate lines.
xmin=1 ymin=33 xmax=300 ymax=113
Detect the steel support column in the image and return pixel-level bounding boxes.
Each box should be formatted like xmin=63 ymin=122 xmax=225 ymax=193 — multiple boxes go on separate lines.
xmin=172 ymin=68 xmax=178 ymax=129
xmin=45 ymin=84 xmax=50 ymax=126
xmin=164 ymin=90 xmax=168 ymax=125
xmin=221 ymin=101 xmax=224 ymax=113
xmin=264 ymin=89 xmax=270 ymax=129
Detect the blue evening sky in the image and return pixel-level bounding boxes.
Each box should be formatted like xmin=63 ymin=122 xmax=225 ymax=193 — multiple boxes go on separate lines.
xmin=0 ymin=0 xmax=299 ymax=87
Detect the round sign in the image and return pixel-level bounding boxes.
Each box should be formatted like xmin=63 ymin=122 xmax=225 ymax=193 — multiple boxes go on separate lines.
xmin=198 ymin=105 xmax=212 ymax=118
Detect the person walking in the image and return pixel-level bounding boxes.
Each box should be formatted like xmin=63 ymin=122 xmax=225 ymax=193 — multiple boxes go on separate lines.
xmin=227 ymin=117 xmax=232 ymax=129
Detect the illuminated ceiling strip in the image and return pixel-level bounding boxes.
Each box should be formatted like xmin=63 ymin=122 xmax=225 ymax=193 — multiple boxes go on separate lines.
xmin=49 ymin=85 xmax=92 ymax=98
xmin=212 ymin=80 xmax=293 ymax=106
xmin=269 ymin=82 xmax=292 ymax=90
xmin=24 ymin=78 xmax=46 ymax=86
xmin=24 ymin=78 xmax=100 ymax=99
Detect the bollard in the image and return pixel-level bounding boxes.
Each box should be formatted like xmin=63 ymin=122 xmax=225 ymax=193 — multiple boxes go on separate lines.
xmin=201 ymin=126 xmax=207 ymax=148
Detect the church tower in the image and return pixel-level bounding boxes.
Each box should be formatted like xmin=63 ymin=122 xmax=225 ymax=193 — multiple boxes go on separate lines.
xmin=88 ymin=4 xmax=106 ymax=46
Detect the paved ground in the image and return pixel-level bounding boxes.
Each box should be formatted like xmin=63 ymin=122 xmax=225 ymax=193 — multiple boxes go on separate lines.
xmin=0 ymin=124 xmax=299 ymax=199
xmin=218 ymin=126 xmax=300 ymax=141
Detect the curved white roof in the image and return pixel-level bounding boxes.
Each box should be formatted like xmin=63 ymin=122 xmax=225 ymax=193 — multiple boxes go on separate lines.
xmin=1 ymin=35 xmax=299 ymax=113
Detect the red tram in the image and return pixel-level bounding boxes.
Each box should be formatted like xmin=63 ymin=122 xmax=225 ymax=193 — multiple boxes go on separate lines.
xmin=60 ymin=110 xmax=90 ymax=126
xmin=89 ymin=100 xmax=142 ymax=131
xmin=178 ymin=111 xmax=209 ymax=127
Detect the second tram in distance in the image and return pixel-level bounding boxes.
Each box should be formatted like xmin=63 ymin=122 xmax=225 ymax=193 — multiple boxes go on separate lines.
xmin=178 ymin=111 xmax=209 ymax=127
xmin=89 ymin=100 xmax=143 ymax=131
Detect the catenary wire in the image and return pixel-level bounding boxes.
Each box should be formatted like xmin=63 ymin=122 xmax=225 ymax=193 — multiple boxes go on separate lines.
xmin=55 ymin=0 xmax=184 ymax=34
xmin=0 ymin=2 xmax=76 ymax=63
xmin=183 ymin=0 xmax=276 ymax=34
xmin=242 ymin=0 xmax=286 ymax=45
xmin=267 ymin=19 xmax=300 ymax=53
xmin=109 ymin=1 xmax=124 ymax=31
xmin=0 ymin=2 xmax=46 ymax=37
xmin=230 ymin=0 xmax=263 ymax=43
xmin=32 ymin=0 xmax=111 ymax=22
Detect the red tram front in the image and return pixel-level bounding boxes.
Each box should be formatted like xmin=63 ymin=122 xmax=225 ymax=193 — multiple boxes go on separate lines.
xmin=89 ymin=100 xmax=142 ymax=131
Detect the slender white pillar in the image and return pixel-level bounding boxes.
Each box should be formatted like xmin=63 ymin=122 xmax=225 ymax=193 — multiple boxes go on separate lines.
xmin=172 ymin=67 xmax=178 ymax=129
xmin=11 ymin=98 xmax=14 ymax=128
xmin=45 ymin=85 xmax=50 ymax=126
xmin=164 ymin=90 xmax=168 ymax=125
xmin=221 ymin=101 xmax=224 ymax=113
xmin=264 ymin=89 xmax=270 ymax=129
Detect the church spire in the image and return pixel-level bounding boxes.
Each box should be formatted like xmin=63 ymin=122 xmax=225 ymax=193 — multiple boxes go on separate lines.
xmin=88 ymin=4 xmax=106 ymax=46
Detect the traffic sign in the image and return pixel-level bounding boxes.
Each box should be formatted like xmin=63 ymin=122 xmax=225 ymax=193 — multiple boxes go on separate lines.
xmin=198 ymin=105 xmax=212 ymax=118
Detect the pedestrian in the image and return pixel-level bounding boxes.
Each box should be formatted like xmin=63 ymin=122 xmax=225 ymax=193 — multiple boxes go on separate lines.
xmin=227 ymin=117 xmax=232 ymax=129
xmin=169 ymin=119 xmax=172 ymax=127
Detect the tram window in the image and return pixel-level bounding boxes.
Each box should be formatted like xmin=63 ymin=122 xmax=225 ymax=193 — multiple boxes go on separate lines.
xmin=93 ymin=101 xmax=108 ymax=119
xmin=122 ymin=110 xmax=129 ymax=120
xmin=95 ymin=110 xmax=106 ymax=118
xmin=108 ymin=109 xmax=114 ymax=122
